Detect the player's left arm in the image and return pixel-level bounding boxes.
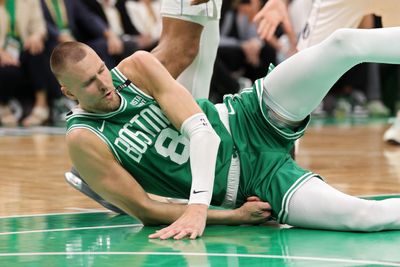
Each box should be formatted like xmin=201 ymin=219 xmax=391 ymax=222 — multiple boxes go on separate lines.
xmin=117 ymin=51 xmax=220 ymax=239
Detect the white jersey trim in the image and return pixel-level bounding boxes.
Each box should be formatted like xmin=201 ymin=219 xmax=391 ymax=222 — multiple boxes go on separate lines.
xmin=65 ymin=93 xmax=127 ymax=121
xmin=112 ymin=68 xmax=154 ymax=100
xmin=66 ymin=125 xmax=122 ymax=164
xmin=278 ymin=172 xmax=317 ymax=223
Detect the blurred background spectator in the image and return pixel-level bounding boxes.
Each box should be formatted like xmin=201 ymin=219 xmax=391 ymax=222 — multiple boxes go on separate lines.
xmin=125 ymin=0 xmax=161 ymax=50
xmin=1 ymin=0 xmax=399 ymax=128
xmin=0 ymin=0 xmax=51 ymax=127
xmin=81 ymin=0 xmax=160 ymax=62
xmin=41 ymin=0 xmax=120 ymax=68
xmin=210 ymin=0 xmax=276 ymax=102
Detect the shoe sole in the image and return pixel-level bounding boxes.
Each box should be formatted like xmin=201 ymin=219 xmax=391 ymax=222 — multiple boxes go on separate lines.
xmin=65 ymin=171 xmax=126 ymax=214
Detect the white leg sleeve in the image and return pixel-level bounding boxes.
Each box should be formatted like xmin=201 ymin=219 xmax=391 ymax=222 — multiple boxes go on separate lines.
xmin=263 ymin=27 xmax=400 ymax=122
xmin=178 ymin=19 xmax=220 ymax=99
xmin=287 ymin=177 xmax=400 ymax=232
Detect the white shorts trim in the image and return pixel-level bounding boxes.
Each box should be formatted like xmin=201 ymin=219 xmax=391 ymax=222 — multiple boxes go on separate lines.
xmin=278 ymin=172 xmax=317 ymax=223
xmin=160 ymin=0 xmax=221 ymax=20
xmin=215 ymin=103 xmax=240 ymax=209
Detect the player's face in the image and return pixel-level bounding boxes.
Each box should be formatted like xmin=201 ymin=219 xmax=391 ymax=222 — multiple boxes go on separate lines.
xmin=62 ymin=49 xmax=120 ymax=113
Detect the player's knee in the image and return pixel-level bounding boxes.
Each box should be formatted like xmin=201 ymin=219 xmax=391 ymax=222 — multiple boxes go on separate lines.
xmin=174 ymin=42 xmax=199 ymax=71
xmin=159 ymin=38 xmax=199 ymax=67
xmin=325 ymin=29 xmax=360 ymax=59
xmin=328 ymin=28 xmax=353 ymax=45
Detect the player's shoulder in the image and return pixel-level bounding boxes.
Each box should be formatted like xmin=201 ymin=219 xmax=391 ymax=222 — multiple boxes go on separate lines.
xmin=117 ymin=51 xmax=160 ymax=94
xmin=66 ymin=128 xmax=101 ymax=148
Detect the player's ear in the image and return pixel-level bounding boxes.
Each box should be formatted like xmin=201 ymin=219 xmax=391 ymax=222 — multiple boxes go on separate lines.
xmin=61 ymin=86 xmax=77 ymax=101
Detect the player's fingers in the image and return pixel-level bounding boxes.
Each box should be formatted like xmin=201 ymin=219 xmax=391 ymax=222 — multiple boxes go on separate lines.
xmin=148 ymin=229 xmax=165 ymax=239
xmin=253 ymin=12 xmax=263 ymax=24
xmin=247 ymin=196 xmax=261 ymax=202
xmin=265 ymin=22 xmax=278 ymax=41
xmin=189 ymin=230 xmax=199 ymax=240
xmin=261 ymin=23 xmax=273 ymax=41
xmin=261 ymin=202 xmax=272 ymax=211
xmin=148 ymin=226 xmax=173 ymax=239
xmin=148 ymin=232 xmax=159 ymax=239
xmin=256 ymin=18 xmax=268 ymax=36
xmin=262 ymin=211 xmax=271 ymax=218
xmin=173 ymin=230 xmax=190 ymax=240
xmin=160 ymin=229 xmax=179 ymax=240
xmin=281 ymin=16 xmax=295 ymax=37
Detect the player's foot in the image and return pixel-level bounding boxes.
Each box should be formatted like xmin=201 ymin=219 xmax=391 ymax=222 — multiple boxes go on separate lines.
xmin=367 ymin=100 xmax=390 ymax=117
xmin=383 ymin=112 xmax=400 ymax=145
xmin=22 ymin=106 xmax=50 ymax=127
xmin=65 ymin=168 xmax=126 ymax=214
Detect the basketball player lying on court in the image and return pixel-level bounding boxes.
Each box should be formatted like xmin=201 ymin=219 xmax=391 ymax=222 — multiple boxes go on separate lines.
xmin=50 ymin=27 xmax=400 ymax=240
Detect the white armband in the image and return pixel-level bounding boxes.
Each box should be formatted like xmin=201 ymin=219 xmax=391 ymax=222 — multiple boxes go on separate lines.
xmin=181 ymin=113 xmax=221 ymax=206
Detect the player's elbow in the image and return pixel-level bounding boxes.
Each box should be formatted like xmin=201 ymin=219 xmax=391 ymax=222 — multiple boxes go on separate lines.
xmin=135 ymin=199 xmax=174 ymax=226
xmin=126 ymin=50 xmax=153 ymax=69
xmin=140 ymin=217 xmax=159 ymax=226
xmin=123 ymin=198 xmax=162 ymax=226
xmin=136 ymin=208 xmax=163 ymax=226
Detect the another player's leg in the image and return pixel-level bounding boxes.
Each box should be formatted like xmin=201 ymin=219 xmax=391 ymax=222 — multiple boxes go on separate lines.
xmin=376 ymin=1 xmax=400 ymax=144
xmin=177 ymin=18 xmax=220 ymax=99
xmin=286 ymin=177 xmax=400 ymax=231
xmin=151 ymin=16 xmax=203 ymax=79
xmin=375 ymin=0 xmax=400 ymax=27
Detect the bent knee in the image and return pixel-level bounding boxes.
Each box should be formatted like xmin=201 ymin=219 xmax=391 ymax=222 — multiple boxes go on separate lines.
xmin=323 ymin=29 xmax=360 ymax=58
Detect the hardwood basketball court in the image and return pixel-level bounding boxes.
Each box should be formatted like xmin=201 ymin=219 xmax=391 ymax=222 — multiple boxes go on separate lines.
xmin=0 ymin=118 xmax=399 ymax=266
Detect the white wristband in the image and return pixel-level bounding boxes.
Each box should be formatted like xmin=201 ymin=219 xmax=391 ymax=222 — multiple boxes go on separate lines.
xmin=181 ymin=113 xmax=221 ymax=206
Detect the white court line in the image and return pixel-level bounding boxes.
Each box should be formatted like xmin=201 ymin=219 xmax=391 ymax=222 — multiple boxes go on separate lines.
xmin=63 ymin=207 xmax=110 ymax=212
xmin=0 ymin=210 xmax=111 ymax=219
xmin=359 ymin=193 xmax=400 ymax=198
xmin=0 ymin=252 xmax=399 ymax=266
xmin=0 ymin=224 xmax=143 ymax=236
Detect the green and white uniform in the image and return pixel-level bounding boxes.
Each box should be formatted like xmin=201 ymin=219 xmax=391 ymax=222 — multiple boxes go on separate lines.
xmin=66 ymin=66 xmax=320 ymax=223
xmin=222 ymin=64 xmax=321 ymax=223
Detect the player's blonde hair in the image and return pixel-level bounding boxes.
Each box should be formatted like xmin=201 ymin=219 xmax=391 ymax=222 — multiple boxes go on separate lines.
xmin=50 ymin=41 xmax=88 ymax=81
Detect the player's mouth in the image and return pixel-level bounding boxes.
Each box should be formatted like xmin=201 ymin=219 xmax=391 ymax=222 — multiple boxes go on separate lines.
xmin=104 ymin=90 xmax=114 ymax=100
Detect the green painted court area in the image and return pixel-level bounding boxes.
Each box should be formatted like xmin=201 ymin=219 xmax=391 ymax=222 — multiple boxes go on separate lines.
xmin=1 ymin=195 xmax=400 ymax=267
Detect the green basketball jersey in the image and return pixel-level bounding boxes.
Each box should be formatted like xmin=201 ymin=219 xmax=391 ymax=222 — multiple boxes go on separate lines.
xmin=66 ymin=68 xmax=234 ymax=206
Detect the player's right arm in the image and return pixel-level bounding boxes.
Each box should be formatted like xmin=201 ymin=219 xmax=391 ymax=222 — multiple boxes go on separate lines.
xmin=66 ymin=128 xmax=271 ymax=227
xmin=67 ymin=128 xmax=188 ymax=225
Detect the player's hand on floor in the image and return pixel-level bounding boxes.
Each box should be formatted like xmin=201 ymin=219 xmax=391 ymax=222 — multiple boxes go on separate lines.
xmin=234 ymin=196 xmax=272 ymax=224
xmin=148 ymin=204 xmax=207 ymax=240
